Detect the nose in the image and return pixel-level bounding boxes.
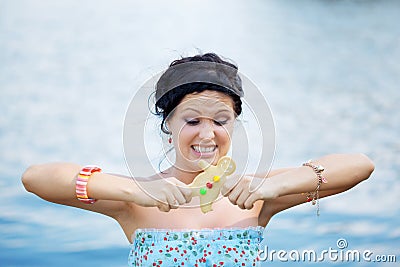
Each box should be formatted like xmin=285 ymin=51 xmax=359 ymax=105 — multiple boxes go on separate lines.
xmin=198 ymin=120 xmax=215 ymax=140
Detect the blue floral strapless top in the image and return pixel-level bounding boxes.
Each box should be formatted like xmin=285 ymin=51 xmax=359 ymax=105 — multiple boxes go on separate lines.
xmin=128 ymin=226 xmax=264 ymax=266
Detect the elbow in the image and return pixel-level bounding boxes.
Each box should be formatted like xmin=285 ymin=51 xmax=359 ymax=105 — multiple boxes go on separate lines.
xmin=356 ymin=153 xmax=375 ymax=182
xmin=21 ymin=165 xmax=39 ymax=193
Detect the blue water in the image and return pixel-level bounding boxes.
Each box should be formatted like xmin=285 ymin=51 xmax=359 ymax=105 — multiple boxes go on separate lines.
xmin=1 ymin=0 xmax=399 ymax=266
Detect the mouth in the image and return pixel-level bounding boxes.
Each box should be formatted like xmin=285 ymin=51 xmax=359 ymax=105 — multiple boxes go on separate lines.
xmin=191 ymin=145 xmax=217 ymax=155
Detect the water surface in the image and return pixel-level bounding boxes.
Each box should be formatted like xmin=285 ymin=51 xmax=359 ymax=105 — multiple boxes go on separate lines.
xmin=1 ymin=0 xmax=399 ymax=266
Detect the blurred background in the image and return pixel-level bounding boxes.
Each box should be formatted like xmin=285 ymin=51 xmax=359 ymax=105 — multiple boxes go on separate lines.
xmin=0 ymin=0 xmax=399 ymax=266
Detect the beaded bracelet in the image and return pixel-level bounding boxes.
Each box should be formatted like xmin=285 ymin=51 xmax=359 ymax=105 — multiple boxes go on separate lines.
xmin=75 ymin=165 xmax=102 ymax=204
xmin=302 ymin=160 xmax=328 ymax=216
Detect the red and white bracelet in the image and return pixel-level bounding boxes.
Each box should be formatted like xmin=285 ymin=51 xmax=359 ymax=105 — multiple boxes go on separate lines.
xmin=75 ymin=165 xmax=102 ymax=204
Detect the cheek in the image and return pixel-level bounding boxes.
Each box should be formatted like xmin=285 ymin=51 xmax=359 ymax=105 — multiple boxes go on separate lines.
xmin=176 ymin=126 xmax=197 ymax=145
xmin=215 ymin=127 xmax=233 ymax=145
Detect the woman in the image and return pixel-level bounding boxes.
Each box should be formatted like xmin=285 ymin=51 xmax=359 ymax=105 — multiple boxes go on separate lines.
xmin=22 ymin=53 xmax=374 ymax=266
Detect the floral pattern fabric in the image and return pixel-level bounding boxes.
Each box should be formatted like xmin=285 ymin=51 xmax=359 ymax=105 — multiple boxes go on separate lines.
xmin=128 ymin=227 xmax=264 ymax=267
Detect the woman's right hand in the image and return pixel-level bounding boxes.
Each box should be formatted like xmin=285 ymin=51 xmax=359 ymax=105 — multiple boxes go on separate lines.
xmin=134 ymin=177 xmax=192 ymax=212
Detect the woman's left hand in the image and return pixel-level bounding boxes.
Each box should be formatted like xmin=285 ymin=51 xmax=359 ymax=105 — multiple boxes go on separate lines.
xmin=221 ymin=175 xmax=280 ymax=209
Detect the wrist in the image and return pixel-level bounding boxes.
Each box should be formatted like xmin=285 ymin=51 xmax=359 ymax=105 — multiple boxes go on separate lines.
xmin=255 ymin=176 xmax=283 ymax=200
xmin=76 ymin=165 xmax=101 ymax=204
xmin=125 ymin=179 xmax=156 ymax=206
xmin=273 ymin=175 xmax=289 ymax=198
xmin=87 ymin=172 xmax=142 ymax=203
xmin=265 ymin=166 xmax=310 ymax=197
xmin=126 ymin=179 xmax=145 ymax=204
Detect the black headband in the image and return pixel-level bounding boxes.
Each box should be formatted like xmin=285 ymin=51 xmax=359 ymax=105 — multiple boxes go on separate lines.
xmin=155 ymin=61 xmax=243 ymax=102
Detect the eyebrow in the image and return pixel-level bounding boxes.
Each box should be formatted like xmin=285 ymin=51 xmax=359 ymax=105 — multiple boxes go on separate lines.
xmin=180 ymin=107 xmax=233 ymax=114
xmin=181 ymin=107 xmax=201 ymax=113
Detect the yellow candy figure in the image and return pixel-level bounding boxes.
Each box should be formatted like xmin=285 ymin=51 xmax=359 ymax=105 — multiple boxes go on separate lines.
xmin=189 ymin=156 xmax=236 ymax=213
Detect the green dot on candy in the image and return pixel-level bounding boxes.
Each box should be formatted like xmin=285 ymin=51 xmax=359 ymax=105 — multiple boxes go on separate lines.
xmin=199 ymin=188 xmax=207 ymax=195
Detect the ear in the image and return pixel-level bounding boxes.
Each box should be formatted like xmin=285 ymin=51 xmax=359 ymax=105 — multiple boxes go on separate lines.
xmin=166 ymin=120 xmax=171 ymax=134
xmin=217 ymin=156 xmax=236 ymax=175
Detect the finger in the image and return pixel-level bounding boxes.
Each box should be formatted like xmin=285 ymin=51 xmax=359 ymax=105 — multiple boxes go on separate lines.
xmin=167 ymin=181 xmax=186 ymax=205
xmin=220 ymin=183 xmax=230 ymax=196
xmin=221 ymin=175 xmax=240 ymax=196
xmin=236 ymin=190 xmax=251 ymax=209
xmin=244 ymin=194 xmax=258 ymax=210
xmin=179 ymin=186 xmax=193 ymax=202
xmin=172 ymin=189 xmax=187 ymax=205
xmin=227 ymin=186 xmax=242 ymax=205
xmin=166 ymin=192 xmax=179 ymax=209
xmin=183 ymin=189 xmax=193 ymax=203
xmin=174 ymin=180 xmax=193 ymax=203
xmin=157 ymin=202 xmax=171 ymax=212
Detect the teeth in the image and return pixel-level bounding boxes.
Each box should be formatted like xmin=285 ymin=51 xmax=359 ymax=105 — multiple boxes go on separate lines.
xmin=192 ymin=145 xmax=216 ymax=153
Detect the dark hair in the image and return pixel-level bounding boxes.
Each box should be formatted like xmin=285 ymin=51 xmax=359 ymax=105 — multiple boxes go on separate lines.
xmin=155 ymin=53 xmax=243 ymax=134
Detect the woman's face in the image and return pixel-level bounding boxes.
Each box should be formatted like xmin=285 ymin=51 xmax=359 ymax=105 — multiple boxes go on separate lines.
xmin=167 ymin=90 xmax=236 ymax=172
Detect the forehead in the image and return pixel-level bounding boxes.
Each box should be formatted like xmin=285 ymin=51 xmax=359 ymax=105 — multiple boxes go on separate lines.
xmin=177 ymin=90 xmax=234 ymax=113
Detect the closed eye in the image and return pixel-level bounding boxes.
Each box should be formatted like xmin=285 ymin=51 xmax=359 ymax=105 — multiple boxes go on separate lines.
xmin=186 ymin=119 xmax=200 ymax=126
xmin=214 ymin=120 xmax=228 ymax=126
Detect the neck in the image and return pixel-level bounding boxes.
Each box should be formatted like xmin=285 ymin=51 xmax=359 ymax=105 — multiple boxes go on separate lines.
xmin=165 ymin=165 xmax=201 ymax=185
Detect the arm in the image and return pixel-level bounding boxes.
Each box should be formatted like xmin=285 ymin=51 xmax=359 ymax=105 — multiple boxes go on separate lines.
xmin=222 ymin=153 xmax=375 ymax=224
xmin=21 ymin=163 xmax=192 ymax=218
xmin=262 ymin=153 xmax=374 ymax=196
